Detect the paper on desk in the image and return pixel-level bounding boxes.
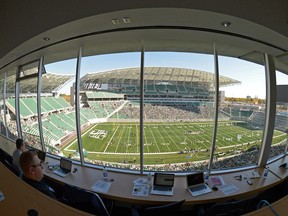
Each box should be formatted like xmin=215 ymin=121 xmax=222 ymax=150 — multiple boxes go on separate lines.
xmin=133 ymin=177 xmax=148 ymax=185
xmin=247 ymin=171 xmax=261 ymax=179
xmin=132 ymin=184 xmax=149 ymax=197
xmin=91 ymin=180 xmax=111 ymax=193
xmin=220 ymin=184 xmax=239 ymax=195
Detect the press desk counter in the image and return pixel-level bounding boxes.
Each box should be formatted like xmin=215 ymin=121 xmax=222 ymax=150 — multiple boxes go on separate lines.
xmin=0 ymin=163 xmax=92 ymax=216
xmin=43 ymin=157 xmax=282 ymax=206
xmin=267 ymin=154 xmax=288 ymax=180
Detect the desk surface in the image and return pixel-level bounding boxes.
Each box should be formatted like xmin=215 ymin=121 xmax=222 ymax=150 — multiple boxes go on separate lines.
xmin=0 ymin=163 xmax=92 ymax=216
xmin=267 ymin=155 xmax=288 ymax=180
xmin=44 ymin=157 xmax=282 ymax=205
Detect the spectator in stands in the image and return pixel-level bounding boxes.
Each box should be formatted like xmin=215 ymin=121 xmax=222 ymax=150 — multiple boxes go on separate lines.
xmin=19 ymin=150 xmax=56 ymax=199
xmin=12 ymin=138 xmax=26 ymax=174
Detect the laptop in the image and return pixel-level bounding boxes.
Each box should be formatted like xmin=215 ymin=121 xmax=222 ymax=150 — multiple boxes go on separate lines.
xmin=187 ymin=172 xmax=212 ymax=197
xmin=37 ymin=150 xmax=46 ymax=162
xmin=53 ymin=157 xmax=72 ymax=178
xmin=150 ymin=173 xmax=175 ymax=196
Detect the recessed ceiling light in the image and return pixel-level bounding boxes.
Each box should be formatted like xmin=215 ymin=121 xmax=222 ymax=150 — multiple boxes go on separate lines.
xmin=43 ymin=37 xmax=50 ymax=41
xmin=112 ymin=19 xmax=120 ymax=25
xmin=221 ymin=21 xmax=232 ymax=28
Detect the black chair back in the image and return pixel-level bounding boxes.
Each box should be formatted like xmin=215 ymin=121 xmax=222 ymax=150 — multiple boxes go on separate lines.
xmin=132 ymin=199 xmax=185 ymax=216
xmin=62 ymin=183 xmax=110 ymax=216
xmin=3 ymin=158 xmax=21 ymax=177
xmin=0 ymin=148 xmax=13 ymax=164
xmin=0 ymin=148 xmax=21 ymax=177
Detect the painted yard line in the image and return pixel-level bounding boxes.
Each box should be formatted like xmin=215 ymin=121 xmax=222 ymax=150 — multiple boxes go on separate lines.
xmin=128 ymin=124 xmax=132 ymax=145
xmin=103 ymin=125 xmax=119 ymax=152
xmin=126 ymin=124 xmax=132 ymax=154
xmin=157 ymin=125 xmax=177 ymax=152
xmin=177 ymin=125 xmax=203 ymax=148
xmin=164 ymin=125 xmax=180 ymax=151
xmin=154 ymin=125 xmax=170 ymax=152
xmin=115 ymin=125 xmax=126 ymax=153
xmin=135 ymin=124 xmax=139 ymax=153
xmin=167 ymin=125 xmax=186 ymax=150
xmin=143 ymin=126 xmax=150 ymax=152
xmin=148 ymin=125 xmax=161 ymax=153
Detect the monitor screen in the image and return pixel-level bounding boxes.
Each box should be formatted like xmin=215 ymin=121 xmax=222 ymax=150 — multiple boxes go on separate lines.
xmin=60 ymin=158 xmax=72 ymax=171
xmin=187 ymin=172 xmax=204 ymax=186
xmin=154 ymin=173 xmax=175 ymax=186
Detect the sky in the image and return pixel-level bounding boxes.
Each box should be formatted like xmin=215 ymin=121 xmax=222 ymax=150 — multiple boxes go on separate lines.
xmin=45 ymin=52 xmax=288 ymax=99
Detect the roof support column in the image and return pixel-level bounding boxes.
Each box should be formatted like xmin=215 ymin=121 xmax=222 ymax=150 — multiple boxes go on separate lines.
xmin=139 ymin=42 xmax=145 ymax=174
xmin=258 ymin=54 xmax=276 ymax=167
xmin=209 ymin=44 xmax=219 ymax=172
xmin=75 ymin=47 xmax=85 ymax=164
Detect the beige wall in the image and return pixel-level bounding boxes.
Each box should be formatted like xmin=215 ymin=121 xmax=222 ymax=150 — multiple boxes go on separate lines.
xmin=0 ymin=136 xmax=16 ymax=155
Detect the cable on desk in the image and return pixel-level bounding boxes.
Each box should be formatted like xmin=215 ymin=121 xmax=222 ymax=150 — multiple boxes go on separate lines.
xmin=257 ymin=200 xmax=279 ymax=216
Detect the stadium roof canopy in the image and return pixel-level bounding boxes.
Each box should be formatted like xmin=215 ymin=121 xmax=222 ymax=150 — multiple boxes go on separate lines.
xmin=5 ymin=71 xmax=75 ymax=94
xmin=80 ymin=67 xmax=240 ymax=88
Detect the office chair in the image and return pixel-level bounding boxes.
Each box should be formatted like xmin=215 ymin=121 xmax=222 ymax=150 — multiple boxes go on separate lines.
xmin=3 ymin=159 xmax=21 ymax=177
xmin=0 ymin=148 xmax=13 ymax=164
xmin=62 ymin=183 xmax=111 ymax=216
xmin=0 ymin=148 xmax=21 ymax=177
xmin=131 ymin=199 xmax=185 ymax=216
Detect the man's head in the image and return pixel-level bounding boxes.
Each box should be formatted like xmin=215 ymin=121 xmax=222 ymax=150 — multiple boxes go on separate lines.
xmin=16 ymin=138 xmax=25 ymax=151
xmin=19 ymin=150 xmax=44 ymax=181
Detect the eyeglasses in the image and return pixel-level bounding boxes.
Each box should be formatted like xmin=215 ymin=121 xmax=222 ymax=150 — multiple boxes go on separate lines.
xmin=31 ymin=162 xmax=43 ymax=168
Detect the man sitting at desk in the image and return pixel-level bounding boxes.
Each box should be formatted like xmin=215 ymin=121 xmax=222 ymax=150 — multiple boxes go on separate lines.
xmin=19 ymin=150 xmax=56 ymax=199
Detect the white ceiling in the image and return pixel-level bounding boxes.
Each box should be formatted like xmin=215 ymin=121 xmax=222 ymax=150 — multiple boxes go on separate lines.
xmin=1 ymin=1 xmax=288 ymax=74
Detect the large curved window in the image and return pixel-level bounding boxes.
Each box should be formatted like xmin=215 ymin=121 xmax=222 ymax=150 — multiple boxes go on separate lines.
xmin=80 ymin=50 xmax=142 ymax=169
xmin=1 ymin=29 xmax=284 ymax=174
xmin=213 ymin=54 xmax=266 ymax=170
xmin=18 ymin=61 xmax=42 ymax=150
xmin=144 ymin=51 xmax=214 ymax=172
xmin=43 ymin=58 xmax=79 ymax=159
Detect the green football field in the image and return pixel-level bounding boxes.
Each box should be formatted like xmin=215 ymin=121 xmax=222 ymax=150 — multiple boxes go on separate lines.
xmin=62 ymin=121 xmax=286 ymax=164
